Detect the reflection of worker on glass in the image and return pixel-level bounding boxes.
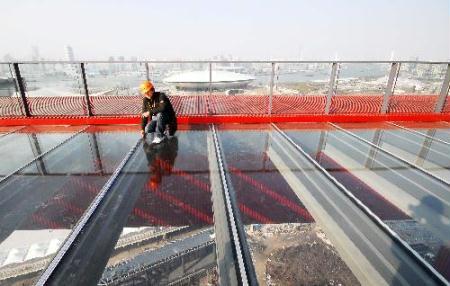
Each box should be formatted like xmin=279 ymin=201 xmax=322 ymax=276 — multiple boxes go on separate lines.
xmin=140 ymin=81 xmax=177 ymax=144
xmin=143 ymin=136 xmax=178 ymax=189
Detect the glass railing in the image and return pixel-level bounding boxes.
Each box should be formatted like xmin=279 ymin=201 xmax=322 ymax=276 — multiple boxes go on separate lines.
xmin=0 ymin=61 xmax=449 ymax=117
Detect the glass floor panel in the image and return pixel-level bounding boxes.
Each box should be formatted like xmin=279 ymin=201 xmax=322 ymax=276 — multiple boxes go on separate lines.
xmin=278 ymin=122 xmax=450 ymax=282
xmin=0 ymin=126 xmax=139 ymax=285
xmin=0 ymin=122 xmax=449 ymax=285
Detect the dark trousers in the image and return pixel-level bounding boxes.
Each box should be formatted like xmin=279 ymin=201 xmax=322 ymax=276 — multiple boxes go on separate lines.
xmin=145 ymin=113 xmax=177 ymax=137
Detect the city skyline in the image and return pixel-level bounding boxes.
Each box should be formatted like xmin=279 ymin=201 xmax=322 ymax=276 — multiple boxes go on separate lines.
xmin=0 ymin=0 xmax=449 ymax=61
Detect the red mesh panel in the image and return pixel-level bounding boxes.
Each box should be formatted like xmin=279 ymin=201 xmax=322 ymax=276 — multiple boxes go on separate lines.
xmin=388 ymin=95 xmax=438 ymax=113
xmin=330 ymin=94 xmax=383 ymax=114
xmin=208 ymin=94 xmax=269 ymax=115
xmin=169 ymin=95 xmax=208 ymax=115
xmin=443 ymin=95 xmax=450 ymax=113
xmin=90 ymin=95 xmax=141 ymax=115
xmin=272 ymin=95 xmax=326 ymax=114
xmin=0 ymin=97 xmax=24 ymax=116
xmin=27 ymin=96 xmax=88 ymax=116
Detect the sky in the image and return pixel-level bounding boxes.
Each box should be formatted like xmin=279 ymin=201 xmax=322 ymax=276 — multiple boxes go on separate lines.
xmin=1 ymin=0 xmax=449 ymax=61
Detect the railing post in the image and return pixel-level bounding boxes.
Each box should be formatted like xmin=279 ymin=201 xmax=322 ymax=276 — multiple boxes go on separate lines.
xmin=80 ymin=63 xmax=93 ymax=116
xmin=145 ymin=62 xmax=150 ymax=81
xmin=209 ymin=62 xmax=212 ymax=96
xmin=381 ymin=62 xmax=400 ymax=114
xmin=12 ymin=63 xmax=31 ymax=117
xmin=434 ymin=63 xmax=450 ymax=113
xmin=269 ymin=62 xmax=275 ymax=115
xmin=325 ymin=62 xmax=338 ymax=114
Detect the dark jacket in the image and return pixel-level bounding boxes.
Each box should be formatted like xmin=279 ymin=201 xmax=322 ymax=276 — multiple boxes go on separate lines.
xmin=141 ymin=92 xmax=177 ymax=130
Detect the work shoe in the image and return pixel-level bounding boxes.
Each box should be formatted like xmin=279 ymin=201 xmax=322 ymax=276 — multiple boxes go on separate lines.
xmin=152 ymin=136 xmax=164 ymax=144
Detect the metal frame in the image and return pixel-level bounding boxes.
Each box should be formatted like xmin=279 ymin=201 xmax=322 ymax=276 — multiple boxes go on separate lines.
xmin=207 ymin=128 xmax=239 ymax=286
xmin=325 ymin=62 xmax=338 ymax=114
xmin=268 ymin=62 xmax=275 ymax=115
xmin=209 ymin=62 xmax=212 ymax=95
xmin=3 ymin=60 xmax=450 ymax=64
xmin=434 ymin=63 xmax=450 ymax=113
xmin=80 ymin=63 xmax=93 ymax=116
xmin=211 ymin=124 xmax=258 ymax=286
xmin=12 ymin=63 xmax=31 ymax=117
xmin=381 ymin=62 xmax=400 ymax=114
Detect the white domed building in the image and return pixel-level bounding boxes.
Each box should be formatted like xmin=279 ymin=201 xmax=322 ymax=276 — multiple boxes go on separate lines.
xmin=163 ymin=70 xmax=255 ymax=91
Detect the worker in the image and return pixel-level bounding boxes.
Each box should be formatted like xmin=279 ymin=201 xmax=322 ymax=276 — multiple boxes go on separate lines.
xmin=140 ymin=80 xmax=177 ymax=143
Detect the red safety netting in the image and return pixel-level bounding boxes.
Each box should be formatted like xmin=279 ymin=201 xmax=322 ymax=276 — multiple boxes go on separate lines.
xmin=330 ymin=94 xmax=383 ymax=114
xmin=27 ymin=96 xmax=89 ymax=116
xmin=388 ymin=94 xmax=439 ymax=113
xmin=0 ymin=97 xmax=25 ymax=116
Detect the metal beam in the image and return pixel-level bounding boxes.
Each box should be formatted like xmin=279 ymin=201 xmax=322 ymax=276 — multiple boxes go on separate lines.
xmin=364 ymin=129 xmax=383 ymax=168
xmin=268 ymin=62 xmax=275 ymax=115
xmin=2 ymin=60 xmax=450 ymax=65
xmin=145 ymin=62 xmax=150 ymax=81
xmin=325 ymin=63 xmax=338 ymax=114
xmin=415 ymin=129 xmax=435 ymax=167
xmin=209 ymin=62 xmax=212 ymax=96
xmin=211 ymin=124 xmax=258 ymax=286
xmin=27 ymin=133 xmax=47 ymax=175
xmin=206 ymin=130 xmax=239 ymax=286
xmin=12 ymin=63 xmax=31 ymax=117
xmin=381 ymin=62 xmax=400 ymax=114
xmin=80 ymin=63 xmax=93 ymax=116
xmin=434 ymin=64 xmax=450 ymax=113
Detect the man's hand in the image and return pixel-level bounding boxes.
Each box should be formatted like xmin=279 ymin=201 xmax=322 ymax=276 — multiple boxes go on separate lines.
xmin=140 ymin=130 xmax=146 ymax=138
xmin=142 ymin=111 xmax=150 ymax=118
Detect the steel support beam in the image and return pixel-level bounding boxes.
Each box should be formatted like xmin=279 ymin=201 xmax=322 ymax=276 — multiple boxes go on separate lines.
xmin=325 ymin=63 xmax=338 ymax=114
xmin=12 ymin=63 xmax=31 ymax=117
xmin=381 ymin=62 xmax=400 ymax=114
xmin=207 ymin=130 xmax=239 ymax=286
xmin=209 ymin=62 xmax=212 ymax=96
xmin=211 ymin=124 xmax=258 ymax=286
xmin=434 ymin=64 xmax=450 ymax=113
xmin=80 ymin=63 xmax=93 ymax=116
xmin=269 ymin=62 xmax=275 ymax=115
xmin=145 ymin=62 xmax=150 ymax=81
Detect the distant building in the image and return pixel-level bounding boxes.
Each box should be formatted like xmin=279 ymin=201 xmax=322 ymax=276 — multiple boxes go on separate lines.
xmin=65 ymin=45 xmax=75 ymax=62
xmin=130 ymin=56 xmax=138 ymax=72
xmin=108 ymin=56 xmax=116 ymax=74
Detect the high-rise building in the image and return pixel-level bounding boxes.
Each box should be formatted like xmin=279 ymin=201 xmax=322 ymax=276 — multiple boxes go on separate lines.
xmin=108 ymin=56 xmax=116 ymax=74
xmin=130 ymin=56 xmax=138 ymax=72
xmin=65 ymin=45 xmax=75 ymax=62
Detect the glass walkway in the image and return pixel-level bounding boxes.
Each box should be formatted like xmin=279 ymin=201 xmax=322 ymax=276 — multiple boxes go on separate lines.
xmin=0 ymin=121 xmax=449 ymax=285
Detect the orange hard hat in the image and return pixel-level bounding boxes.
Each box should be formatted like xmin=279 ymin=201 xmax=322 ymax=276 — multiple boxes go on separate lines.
xmin=140 ymin=81 xmax=154 ymax=94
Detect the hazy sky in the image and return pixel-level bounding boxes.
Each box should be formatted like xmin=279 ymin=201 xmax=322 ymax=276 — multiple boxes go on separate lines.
xmin=1 ymin=0 xmax=449 ymax=61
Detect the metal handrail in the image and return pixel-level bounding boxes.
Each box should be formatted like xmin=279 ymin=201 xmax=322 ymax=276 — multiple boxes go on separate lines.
xmin=1 ymin=60 xmax=450 ymax=64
